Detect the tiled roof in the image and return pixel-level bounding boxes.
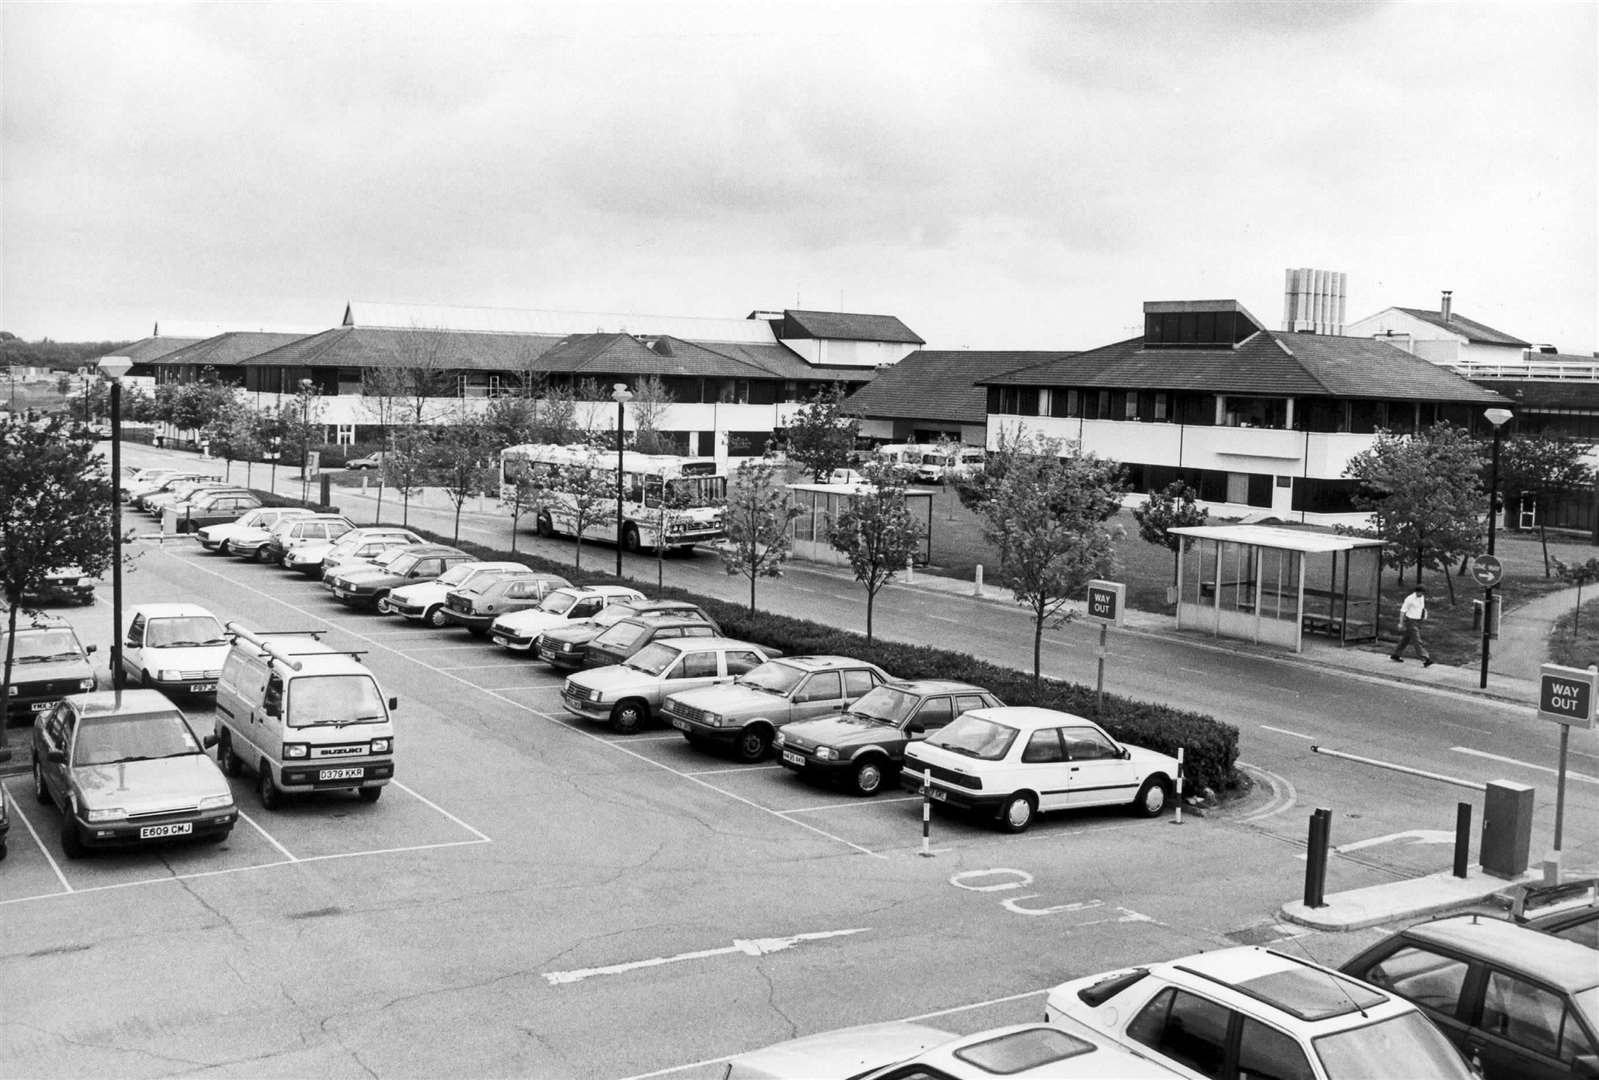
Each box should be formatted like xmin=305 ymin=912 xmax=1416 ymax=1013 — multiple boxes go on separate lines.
xmin=850 ymin=350 xmax=1072 ymax=423
xmin=1394 ymin=308 xmax=1530 ymax=347
xmin=243 ymin=327 xmax=568 ymax=371
xmin=149 ymin=332 xmax=313 ymax=367
xmin=779 ymin=310 xmax=925 ymax=344
xmin=649 ymin=337 xmax=806 ymax=379
xmin=113 ymin=336 xmax=204 ymax=363
xmin=343 ymin=300 xmax=779 ymax=344
xmin=1473 ymin=380 xmax=1599 ymax=409
xmin=985 ymin=331 xmax=1508 ymax=404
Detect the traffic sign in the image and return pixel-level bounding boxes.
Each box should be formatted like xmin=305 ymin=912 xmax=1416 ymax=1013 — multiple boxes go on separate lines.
xmin=1470 ymin=554 xmax=1503 ymax=588
xmin=1086 ymin=580 xmax=1124 ymax=626
xmin=1538 ymin=664 xmax=1596 ymax=729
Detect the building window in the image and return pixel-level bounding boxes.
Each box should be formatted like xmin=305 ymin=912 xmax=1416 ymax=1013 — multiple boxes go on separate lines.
xmin=1049 ymin=389 xmax=1078 ymax=418
xmin=987 ymin=386 xmax=1040 ymax=416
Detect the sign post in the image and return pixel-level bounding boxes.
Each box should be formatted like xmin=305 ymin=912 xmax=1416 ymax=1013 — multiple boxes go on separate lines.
xmin=1473 ymin=554 xmax=1503 ymax=689
xmin=1085 ymin=580 xmax=1125 ymax=715
xmin=1537 ymin=663 xmax=1597 ymax=862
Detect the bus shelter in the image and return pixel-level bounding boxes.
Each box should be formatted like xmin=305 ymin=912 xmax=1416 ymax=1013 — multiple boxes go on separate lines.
xmin=1169 ymin=525 xmax=1386 ymax=652
xmin=786 ymin=481 xmax=936 ymax=566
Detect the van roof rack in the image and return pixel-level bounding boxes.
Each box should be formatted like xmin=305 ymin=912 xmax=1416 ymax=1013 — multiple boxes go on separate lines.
xmin=225 ymin=622 xmax=326 ymax=672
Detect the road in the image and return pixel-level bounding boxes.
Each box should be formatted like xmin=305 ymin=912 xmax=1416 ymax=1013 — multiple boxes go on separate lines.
xmin=0 ymin=447 xmax=1592 ymax=1078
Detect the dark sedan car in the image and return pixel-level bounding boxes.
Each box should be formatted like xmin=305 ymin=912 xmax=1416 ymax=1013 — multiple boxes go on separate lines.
xmin=536 ymin=599 xmax=719 ymax=670
xmin=326 ymin=546 xmax=475 ymax=610
xmin=1340 ymin=913 xmax=1599 ymax=1080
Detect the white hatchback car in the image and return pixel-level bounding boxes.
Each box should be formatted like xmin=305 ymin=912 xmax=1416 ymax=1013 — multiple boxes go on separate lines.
xmin=382 ymin=561 xmax=532 ymax=627
xmin=1045 ymin=946 xmax=1477 ymax=1080
xmin=490 ymin=585 xmax=646 ymax=653
xmin=121 ymin=603 xmax=232 ymax=697
xmin=195 ymin=506 xmax=314 ymax=554
xmin=899 ymin=706 xmax=1179 ymax=832
xmin=561 ymin=636 xmax=774 ymax=734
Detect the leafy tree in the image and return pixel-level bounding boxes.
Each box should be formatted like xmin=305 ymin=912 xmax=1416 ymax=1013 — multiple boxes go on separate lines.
xmin=201 ymin=400 xmax=267 ymax=484
xmin=427 ymin=417 xmax=498 ymax=543
xmin=501 ymin=468 xmax=544 ymax=554
xmin=1133 ymin=480 xmax=1208 ymax=590
xmin=572 ymin=377 xmax=610 ymax=441
xmin=279 ymin=381 xmax=325 ymax=502
xmin=1 ymin=417 xmax=117 ymax=725
xmin=1495 ymin=433 xmax=1595 ymax=577
xmin=629 ymin=375 xmax=678 ymax=455
xmin=482 ymin=393 xmax=538 ymax=451
xmin=953 ymin=425 xmax=1033 ymax=514
xmin=827 ymin=458 xmax=924 ymax=641
xmin=719 ymin=460 xmax=802 ymax=612
xmin=974 ymin=435 xmax=1127 ymax=682
xmin=553 ymin=449 xmax=617 ymax=572
xmin=783 ymin=385 xmax=860 ymax=481
xmin=1344 ymin=423 xmax=1484 ymax=600
xmin=121 ymin=384 xmax=159 ymax=424
xmin=387 ymin=425 xmax=434 ymax=525
xmin=1553 ymin=556 xmax=1599 ymax=635
xmin=652 ymin=481 xmax=699 ymax=590
xmin=528 ymin=382 xmax=581 ymax=445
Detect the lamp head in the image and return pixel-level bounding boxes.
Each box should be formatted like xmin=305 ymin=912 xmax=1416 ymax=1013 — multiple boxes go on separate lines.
xmin=298 ymin=378 xmax=315 ymax=393
xmin=611 ymin=383 xmax=633 ymax=403
xmin=98 ymin=355 xmax=134 ymax=380
xmin=1483 ymin=407 xmax=1513 ymax=429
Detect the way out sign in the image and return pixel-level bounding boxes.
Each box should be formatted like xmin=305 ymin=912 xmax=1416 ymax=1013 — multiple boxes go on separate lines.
xmin=1086 ymin=580 xmax=1125 ymax=626
xmin=1539 ymin=664 xmax=1597 ymax=729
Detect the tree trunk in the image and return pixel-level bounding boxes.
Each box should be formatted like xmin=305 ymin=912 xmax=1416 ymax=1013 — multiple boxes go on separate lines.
xmin=1539 ymin=522 xmax=1551 ymax=577
xmin=749 ymin=571 xmax=756 ymax=614
xmin=865 ymin=589 xmax=875 ymax=643
xmin=1032 ymin=609 xmax=1044 ymax=684
xmin=0 ymin=599 xmax=18 ymax=728
xmin=402 ymin=492 xmax=410 ymax=526
xmin=453 ymin=502 xmax=463 ymax=543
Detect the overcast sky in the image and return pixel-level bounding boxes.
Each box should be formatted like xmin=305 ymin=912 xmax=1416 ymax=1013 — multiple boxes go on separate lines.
xmin=4 ymin=1 xmax=1594 ymax=353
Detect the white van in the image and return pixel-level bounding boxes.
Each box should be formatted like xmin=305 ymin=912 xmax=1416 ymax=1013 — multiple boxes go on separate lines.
xmin=214 ymin=624 xmax=397 ymax=809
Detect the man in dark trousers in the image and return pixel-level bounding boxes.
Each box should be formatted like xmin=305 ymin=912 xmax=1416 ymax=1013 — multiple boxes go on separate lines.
xmin=1390 ymin=584 xmax=1434 ymax=666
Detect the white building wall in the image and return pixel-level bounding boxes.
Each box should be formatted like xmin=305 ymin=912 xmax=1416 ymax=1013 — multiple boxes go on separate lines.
xmin=778 ymin=338 xmax=916 ymax=368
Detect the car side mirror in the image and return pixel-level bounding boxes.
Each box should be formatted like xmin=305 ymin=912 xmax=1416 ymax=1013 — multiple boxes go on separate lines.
xmin=906 ymin=722 xmax=925 ymax=735
xmin=47 ymin=749 xmax=67 ymax=765
xmin=1122 ymin=747 xmax=1131 ymax=760
xmin=85 ymin=644 xmax=98 ymax=655
xmin=202 ymin=733 xmax=217 ymax=749
xmin=388 ymin=697 xmax=399 ymax=711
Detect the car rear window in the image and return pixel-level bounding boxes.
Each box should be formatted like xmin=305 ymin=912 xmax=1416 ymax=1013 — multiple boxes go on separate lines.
xmin=1312 ymin=1010 xmax=1476 ymax=1079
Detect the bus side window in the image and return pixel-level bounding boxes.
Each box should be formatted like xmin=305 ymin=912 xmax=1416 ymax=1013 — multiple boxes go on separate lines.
xmin=644 ymin=478 xmax=663 ymax=508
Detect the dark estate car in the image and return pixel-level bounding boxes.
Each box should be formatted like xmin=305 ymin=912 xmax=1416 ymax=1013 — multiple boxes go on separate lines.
xmin=326 ymin=545 xmax=475 ymax=610
xmin=1340 ymin=913 xmax=1599 ymax=1080
xmin=1 ymin=618 xmax=98 ymax=724
xmin=580 ymin=613 xmax=724 ymax=670
xmin=22 ymin=566 xmax=97 ymax=605
xmin=536 ymin=599 xmax=720 ymax=670
xmin=442 ymin=571 xmax=572 ymax=635
xmin=163 ymin=489 xmax=263 ymax=534
xmin=774 ymin=679 xmax=1003 ymax=796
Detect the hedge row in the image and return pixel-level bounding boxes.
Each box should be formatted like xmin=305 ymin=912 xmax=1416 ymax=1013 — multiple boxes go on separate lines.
xmin=262 ymin=506 xmax=1241 ymax=796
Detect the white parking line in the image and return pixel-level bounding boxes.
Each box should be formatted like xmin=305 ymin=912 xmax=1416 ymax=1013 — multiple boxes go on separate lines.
xmin=393 ymin=780 xmax=492 ymax=842
xmin=481 ymin=685 xmax=560 ymax=693
xmin=682 ymin=764 xmax=783 ymax=776
xmin=1260 ymin=725 xmax=1316 ymax=741
xmin=781 ymin=795 xmax=922 ymax=814
xmin=1 ymin=781 xmax=73 ymax=893
xmin=1452 ymin=746 xmax=1599 ymax=785
xmin=237 ymin=808 xmax=298 ymax=861
xmin=437 ymin=663 xmax=529 ymax=671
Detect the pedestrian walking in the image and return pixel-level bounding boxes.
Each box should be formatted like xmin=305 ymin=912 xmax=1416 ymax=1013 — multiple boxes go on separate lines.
xmin=1390 ymin=585 xmax=1434 ymax=666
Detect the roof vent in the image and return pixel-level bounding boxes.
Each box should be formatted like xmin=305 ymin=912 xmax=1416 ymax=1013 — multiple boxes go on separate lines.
xmin=1282 ymin=269 xmax=1346 ymax=335
xmin=1440 ymin=290 xmax=1453 ymax=324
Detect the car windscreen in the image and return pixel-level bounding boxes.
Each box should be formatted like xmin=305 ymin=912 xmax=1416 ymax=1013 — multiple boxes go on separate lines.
xmin=847 ymin=686 xmax=919 ymax=724
xmin=4 ymin=628 xmax=85 ymax=662
xmin=624 ymin=642 xmax=681 ymax=676
xmin=287 ymin=674 xmax=388 ymax=728
xmin=591 ymin=622 xmax=650 ymax=652
xmin=73 ymin=712 xmax=202 ymax=766
xmin=375 ymin=549 xmax=418 ymax=572
xmin=146 ymin=616 xmax=228 ymax=647
xmin=926 ymin=714 xmax=1019 ymax=760
xmin=538 ymin=591 xmax=578 ymax=614
xmin=1312 ymin=1010 xmax=1475 ymax=1079
xmin=436 ymin=563 xmax=480 ymax=587
xmin=737 ymin=661 xmax=805 ymax=695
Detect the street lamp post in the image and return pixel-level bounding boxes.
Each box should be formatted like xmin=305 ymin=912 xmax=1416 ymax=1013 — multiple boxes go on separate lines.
xmin=1479 ymin=407 xmax=1515 ymax=689
xmin=298 ymin=378 xmax=315 ymax=505
xmin=611 ymin=383 xmax=633 ymax=577
xmin=99 ymin=355 xmax=133 ymax=690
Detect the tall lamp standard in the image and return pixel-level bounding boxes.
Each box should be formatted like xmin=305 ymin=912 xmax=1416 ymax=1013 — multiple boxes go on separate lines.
xmin=611 ymin=383 xmax=632 ymax=577
xmin=297 ymin=377 xmax=315 ymax=505
xmin=1479 ymin=406 xmax=1515 ymax=689
xmin=98 ymin=355 xmax=134 ymax=690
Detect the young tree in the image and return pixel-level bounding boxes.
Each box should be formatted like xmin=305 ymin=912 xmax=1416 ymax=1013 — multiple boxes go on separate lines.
xmin=278 ymin=381 xmax=325 ymax=491
xmin=1344 ymin=423 xmax=1485 ymax=600
xmin=719 ymin=460 xmax=802 ymax=613
xmin=629 ymin=375 xmax=677 ymax=455
xmin=572 ymin=377 xmax=609 ymax=441
xmin=1495 ymin=433 xmax=1595 ymax=577
xmin=528 ymin=381 xmax=581 ymax=445
xmin=427 ymin=416 xmax=497 ymax=543
xmin=1 ymin=417 xmax=117 ymax=726
xmin=1133 ymin=480 xmax=1208 ymax=594
xmin=200 ymin=399 xmax=265 ymax=484
xmin=652 ymin=481 xmax=699 ymax=590
xmin=827 ymin=458 xmax=924 ymax=641
xmin=554 ymin=449 xmax=617 ymax=572
xmin=389 ymin=328 xmax=459 ymax=426
xmin=387 ymin=425 xmax=433 ymax=525
xmin=501 ymin=468 xmax=543 ymax=554
xmin=482 ymin=393 xmax=538 ymax=452
xmin=783 ymin=385 xmax=860 ymax=481
xmin=1553 ymin=556 xmax=1599 ymax=635
xmin=975 ymin=435 xmax=1127 ymax=682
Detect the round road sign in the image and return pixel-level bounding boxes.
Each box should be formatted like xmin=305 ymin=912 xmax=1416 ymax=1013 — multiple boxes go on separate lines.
xmin=1471 ymin=554 xmax=1504 ymax=588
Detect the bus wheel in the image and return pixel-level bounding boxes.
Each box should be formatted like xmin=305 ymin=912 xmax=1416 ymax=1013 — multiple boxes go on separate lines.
xmin=621 ymin=524 xmax=641 ymax=553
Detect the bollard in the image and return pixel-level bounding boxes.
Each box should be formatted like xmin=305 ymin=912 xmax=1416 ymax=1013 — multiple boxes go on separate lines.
xmin=1454 ymin=802 xmax=1472 ymax=879
xmin=973 ymin=564 xmax=983 ymax=597
xmin=1172 ymin=748 xmax=1185 ymax=825
xmin=919 ymin=775 xmax=934 ymax=858
xmin=905 ymin=554 xmax=914 ymax=584
xmin=1304 ymin=808 xmax=1332 ymax=908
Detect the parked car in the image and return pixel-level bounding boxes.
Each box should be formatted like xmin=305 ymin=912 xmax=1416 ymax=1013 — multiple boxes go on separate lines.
xmin=21 ymin=565 xmax=96 ymax=605
xmin=580 ymin=612 xmax=727 ymax=670
xmin=562 ymin=636 xmax=774 ymax=734
xmin=723 ymin=1020 xmax=952 ymax=1080
xmin=1339 ymin=914 xmax=1599 ymax=1080
xmin=0 ymin=745 xmax=12 ymax=860
xmin=259 ymin=513 xmax=355 ymax=565
xmin=196 ymin=506 xmax=315 ymax=555
xmin=312 ymin=527 xmax=426 ymax=578
xmin=442 ymin=570 xmax=573 ymax=635
xmin=490 ymin=585 xmax=647 ymax=654
xmin=125 ymin=470 xmax=210 ymax=505
xmin=0 ymin=616 xmax=97 ymax=724
xmin=1046 ymin=946 xmax=1478 ymax=1080
xmin=344 ymin=452 xmax=385 ymax=470
xmin=535 ymin=598 xmax=719 ymax=670
xmin=382 ymin=561 xmax=532 ymax=627
xmin=1510 ymin=877 xmax=1599 ymax=949
xmin=121 ymin=467 xmax=189 ymax=500
xmin=900 ymin=706 xmax=1179 ymax=832
xmin=320 ymin=543 xmax=416 ymax=590
xmin=664 ymin=655 xmax=891 ymax=763
xmin=775 ymin=679 xmax=1003 ymax=796
xmin=163 ymin=488 xmax=262 ymax=534
xmin=31 ymin=689 xmax=237 ymax=857
xmin=326 ymin=545 xmax=475 ymax=610
xmin=142 ymin=478 xmax=238 ymax=516
xmin=120 ymin=602 xmax=231 ymax=696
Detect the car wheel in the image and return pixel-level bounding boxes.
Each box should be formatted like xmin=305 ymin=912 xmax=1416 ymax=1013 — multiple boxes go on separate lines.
xmin=141 ymin=670 xmax=153 ymax=688
xmin=998 ymin=793 xmax=1036 ymax=833
xmin=217 ymin=540 xmax=231 ymax=555
xmin=205 ymin=828 xmax=231 ymax=844
xmin=610 ymin=699 xmax=648 ymax=735
xmin=851 ymin=757 xmax=888 ymax=797
xmin=621 ymin=524 xmax=641 ymax=553
xmin=358 ymin=785 xmax=382 ymax=803
xmin=424 ymin=605 xmax=448 ymax=629
xmin=217 ymin=731 xmax=242 ymax=777
xmin=536 ymin=513 xmax=554 ymax=538
xmin=33 ymin=756 xmax=52 ymax=804
xmin=734 ymin=726 xmax=772 ymax=763
xmin=0 ymin=840 xmax=7 ymax=861
xmin=61 ymin=804 xmax=86 ymax=859
xmin=256 ymin=545 xmax=274 ymax=563
xmin=373 ymin=590 xmax=390 ymax=612
xmin=1132 ymin=776 xmax=1170 ymax=818
xmin=258 ymin=765 xmax=282 ymax=811
xmin=467 ymin=625 xmax=487 ymax=638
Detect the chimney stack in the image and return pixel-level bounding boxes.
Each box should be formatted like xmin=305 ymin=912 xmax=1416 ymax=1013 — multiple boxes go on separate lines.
xmin=1282 ymin=268 xmax=1347 ymax=334
xmin=1440 ymin=290 xmax=1453 ymax=324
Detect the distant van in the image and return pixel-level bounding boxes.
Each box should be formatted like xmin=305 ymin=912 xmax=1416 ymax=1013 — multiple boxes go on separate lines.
xmin=213 ymin=624 xmax=397 ymax=809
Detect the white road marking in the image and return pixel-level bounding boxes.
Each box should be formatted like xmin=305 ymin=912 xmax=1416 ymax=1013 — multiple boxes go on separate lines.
xmin=782 ymin=795 xmax=921 ymax=814
xmin=1237 ymin=762 xmax=1297 ymax=823
xmin=1 ymin=781 xmax=74 ymax=893
xmin=1293 ymin=829 xmax=1456 ymax=861
xmin=1452 ymin=746 xmax=1599 ymax=785
xmin=480 ymin=685 xmax=559 ymax=693
xmin=927 ymin=614 xmax=963 ymax=624
xmin=1260 ymin=725 xmax=1316 ymax=741
xmin=237 ymin=809 xmax=298 ymax=861
xmin=683 ymin=764 xmax=784 ymax=776
xmin=392 ymin=780 xmax=492 ymax=842
xmin=543 ymin=927 xmax=870 ymax=986
xmin=437 ymin=663 xmax=528 ymax=671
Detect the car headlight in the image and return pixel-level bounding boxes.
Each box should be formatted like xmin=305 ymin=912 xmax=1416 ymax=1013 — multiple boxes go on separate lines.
xmin=7 ymin=685 xmax=15 ymax=695
xmin=773 ymin=731 xmax=785 ymax=747
xmin=85 ymin=807 xmax=127 ymax=823
xmin=198 ymin=794 xmax=234 ymax=811
xmin=707 ymin=713 xmax=727 ymax=727
xmin=814 ymin=746 xmax=838 ymax=761
xmin=158 ymin=670 xmax=181 ymax=682
xmin=559 ymin=641 xmax=580 ymax=653
xmin=370 ymin=738 xmax=391 ymax=754
xmin=282 ymin=743 xmax=308 ymax=759
xmin=79 ymin=678 xmax=95 ymax=691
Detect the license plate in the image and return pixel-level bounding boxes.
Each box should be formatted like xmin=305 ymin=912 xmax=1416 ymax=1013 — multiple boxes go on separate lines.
xmin=782 ymin=750 xmax=805 ymax=765
xmin=30 ymin=700 xmax=54 ymax=712
xmin=318 ymin=767 xmax=364 ymax=781
xmin=189 ymin=682 xmax=216 ymax=693
xmin=671 ymin=718 xmax=690 ymax=731
xmin=333 ymin=588 xmax=348 ymax=598
xmin=493 ymin=636 xmax=510 ymax=647
xmin=140 ymin=822 xmax=193 ymax=839
xmin=927 ymin=787 xmax=948 ymax=802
